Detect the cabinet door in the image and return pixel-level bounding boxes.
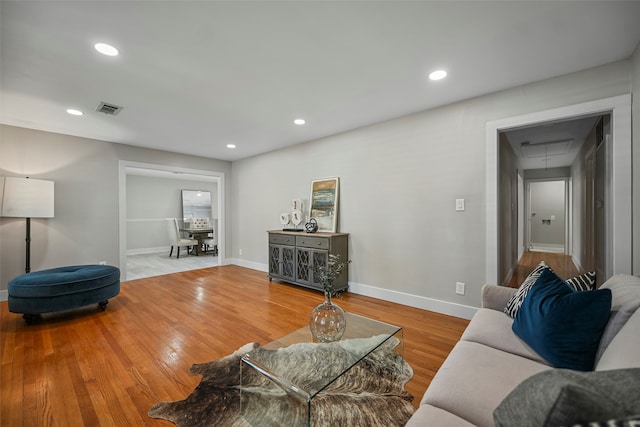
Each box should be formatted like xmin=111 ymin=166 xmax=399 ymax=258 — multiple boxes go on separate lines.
xmin=310 ymin=250 xmax=328 ymax=288
xmin=269 ymin=244 xmax=295 ymax=281
xmin=296 ymin=248 xmax=327 ymax=288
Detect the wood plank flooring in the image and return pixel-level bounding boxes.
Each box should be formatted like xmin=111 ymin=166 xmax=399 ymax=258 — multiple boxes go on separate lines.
xmin=1 ymin=265 xmax=470 ymax=426
xmin=507 ymin=251 xmax=581 ymax=288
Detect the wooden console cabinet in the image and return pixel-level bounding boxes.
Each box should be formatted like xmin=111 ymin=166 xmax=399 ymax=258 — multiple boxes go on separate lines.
xmin=267 ymin=230 xmax=349 ymax=292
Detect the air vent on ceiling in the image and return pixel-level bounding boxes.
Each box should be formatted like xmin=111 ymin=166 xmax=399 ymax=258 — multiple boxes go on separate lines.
xmin=96 ymin=102 xmax=123 ymax=115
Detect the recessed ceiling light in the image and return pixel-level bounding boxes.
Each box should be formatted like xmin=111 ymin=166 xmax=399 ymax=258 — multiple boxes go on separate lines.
xmin=94 ymin=43 xmax=119 ymax=56
xmin=428 ymin=70 xmax=447 ymax=81
xmin=294 ymin=119 xmax=306 ymax=125
xmin=226 ymin=144 xmax=236 ymax=149
xmin=66 ymin=108 xmax=83 ymax=116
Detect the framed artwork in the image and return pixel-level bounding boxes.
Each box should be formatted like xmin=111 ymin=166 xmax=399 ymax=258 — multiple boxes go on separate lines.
xmin=309 ymin=177 xmax=339 ymax=233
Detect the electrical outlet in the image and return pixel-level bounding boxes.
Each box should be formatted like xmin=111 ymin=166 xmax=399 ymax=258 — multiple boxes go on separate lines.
xmin=239 ymin=249 xmax=243 ymax=256
xmin=456 ymin=282 xmax=465 ymax=295
xmin=99 ymin=261 xmax=107 ymax=265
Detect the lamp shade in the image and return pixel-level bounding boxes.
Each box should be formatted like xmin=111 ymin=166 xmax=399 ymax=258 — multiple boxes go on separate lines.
xmin=1 ymin=177 xmax=54 ymax=218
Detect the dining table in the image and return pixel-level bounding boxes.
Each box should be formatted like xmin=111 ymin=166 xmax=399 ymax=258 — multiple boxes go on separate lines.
xmin=180 ymin=227 xmax=213 ymax=256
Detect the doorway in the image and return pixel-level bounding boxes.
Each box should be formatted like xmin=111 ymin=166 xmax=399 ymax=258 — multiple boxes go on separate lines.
xmin=485 ymin=94 xmax=632 ymax=286
xmin=118 ymin=161 xmax=226 ymax=281
xmin=526 ymin=180 xmax=567 ymax=253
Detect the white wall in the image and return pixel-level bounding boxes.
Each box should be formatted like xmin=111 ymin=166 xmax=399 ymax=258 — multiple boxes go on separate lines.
xmin=232 ymin=60 xmax=632 ymax=313
xmin=0 ymin=126 xmax=231 ymax=291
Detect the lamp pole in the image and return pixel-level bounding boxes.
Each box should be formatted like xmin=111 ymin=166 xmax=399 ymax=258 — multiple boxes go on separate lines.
xmin=25 ymin=217 xmax=32 ymax=273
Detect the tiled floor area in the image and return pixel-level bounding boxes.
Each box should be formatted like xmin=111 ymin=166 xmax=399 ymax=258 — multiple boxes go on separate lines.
xmin=125 ymin=251 xmax=218 ymax=281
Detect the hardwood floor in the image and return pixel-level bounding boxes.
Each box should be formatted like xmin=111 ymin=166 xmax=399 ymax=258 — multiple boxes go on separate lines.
xmin=1 ymin=265 xmax=469 ymax=426
xmin=507 ymin=250 xmax=581 ymax=288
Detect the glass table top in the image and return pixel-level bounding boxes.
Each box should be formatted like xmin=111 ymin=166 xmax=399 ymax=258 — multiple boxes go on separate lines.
xmin=240 ymin=312 xmax=403 ymax=401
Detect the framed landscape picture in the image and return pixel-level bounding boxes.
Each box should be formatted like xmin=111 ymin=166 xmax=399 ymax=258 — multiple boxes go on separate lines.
xmin=309 ymin=177 xmax=339 ymax=233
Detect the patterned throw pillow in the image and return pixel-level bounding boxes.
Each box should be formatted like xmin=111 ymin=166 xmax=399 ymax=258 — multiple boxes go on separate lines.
xmin=566 ymin=271 xmax=596 ymax=291
xmin=572 ymin=416 xmax=640 ymax=427
xmin=504 ymin=261 xmax=549 ymax=318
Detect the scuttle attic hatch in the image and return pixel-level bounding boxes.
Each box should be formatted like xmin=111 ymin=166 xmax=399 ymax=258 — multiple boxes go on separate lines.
xmin=96 ymin=102 xmax=123 ymax=115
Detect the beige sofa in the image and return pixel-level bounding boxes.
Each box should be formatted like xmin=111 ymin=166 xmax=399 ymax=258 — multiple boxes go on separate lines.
xmin=406 ymin=274 xmax=640 ymax=426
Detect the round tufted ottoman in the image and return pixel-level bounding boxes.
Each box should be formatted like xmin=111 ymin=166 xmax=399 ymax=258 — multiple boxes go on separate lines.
xmin=8 ymin=264 xmax=120 ymax=324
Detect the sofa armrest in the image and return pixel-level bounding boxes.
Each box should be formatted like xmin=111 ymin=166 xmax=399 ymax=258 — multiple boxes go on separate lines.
xmin=481 ymin=284 xmax=518 ymax=311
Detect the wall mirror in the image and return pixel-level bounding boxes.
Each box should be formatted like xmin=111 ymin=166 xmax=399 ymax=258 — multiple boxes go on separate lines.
xmin=181 ymin=190 xmax=212 ymax=222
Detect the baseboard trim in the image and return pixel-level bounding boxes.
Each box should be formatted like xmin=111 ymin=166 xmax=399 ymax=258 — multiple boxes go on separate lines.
xmin=127 ymin=246 xmax=170 ymax=256
xmin=233 ymin=261 xmax=477 ymax=320
xmin=228 ymin=258 xmax=268 ymax=272
xmin=0 ymin=290 xmax=7 ymax=302
xmin=348 ymin=282 xmax=477 ymax=320
xmin=529 ymin=244 xmax=565 ymax=254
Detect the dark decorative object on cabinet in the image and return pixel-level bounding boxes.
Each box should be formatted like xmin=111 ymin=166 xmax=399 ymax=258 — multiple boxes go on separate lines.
xmin=305 ymin=218 xmax=318 ymax=233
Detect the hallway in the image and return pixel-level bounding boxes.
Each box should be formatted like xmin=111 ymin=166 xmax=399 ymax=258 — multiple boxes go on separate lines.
xmin=507 ymin=251 xmax=581 ymax=288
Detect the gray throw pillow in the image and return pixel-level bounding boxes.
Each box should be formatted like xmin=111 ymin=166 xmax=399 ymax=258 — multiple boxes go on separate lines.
xmin=544 ymin=384 xmax=623 ymax=426
xmin=494 ymin=368 xmax=640 ymax=427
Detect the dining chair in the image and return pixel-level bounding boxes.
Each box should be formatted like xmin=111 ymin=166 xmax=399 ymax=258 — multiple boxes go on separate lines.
xmin=167 ymin=218 xmax=197 ymax=258
xmin=191 ymin=217 xmax=210 ymax=229
xmin=204 ymin=218 xmax=218 ymax=256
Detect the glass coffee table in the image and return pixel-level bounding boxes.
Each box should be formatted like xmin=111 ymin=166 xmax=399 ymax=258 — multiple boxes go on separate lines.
xmin=239 ymin=312 xmax=403 ymax=426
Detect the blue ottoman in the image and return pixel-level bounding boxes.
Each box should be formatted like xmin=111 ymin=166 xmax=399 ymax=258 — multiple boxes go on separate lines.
xmin=8 ymin=264 xmax=120 ymax=324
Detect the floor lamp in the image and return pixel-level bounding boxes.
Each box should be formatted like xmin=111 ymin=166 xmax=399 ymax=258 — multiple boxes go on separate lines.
xmin=1 ymin=177 xmax=55 ymax=273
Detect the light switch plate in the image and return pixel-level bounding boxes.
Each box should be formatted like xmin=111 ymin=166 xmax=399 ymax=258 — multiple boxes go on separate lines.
xmin=456 ymin=199 xmax=465 ymax=211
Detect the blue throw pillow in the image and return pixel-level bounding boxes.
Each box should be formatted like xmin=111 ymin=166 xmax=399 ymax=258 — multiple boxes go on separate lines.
xmin=512 ymin=268 xmax=612 ymax=371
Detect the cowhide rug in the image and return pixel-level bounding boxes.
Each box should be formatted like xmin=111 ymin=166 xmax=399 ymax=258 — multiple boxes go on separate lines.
xmin=148 ymin=335 xmax=415 ymax=426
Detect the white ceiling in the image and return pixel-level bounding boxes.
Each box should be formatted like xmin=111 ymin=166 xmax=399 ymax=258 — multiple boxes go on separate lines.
xmin=2 ymin=1 xmax=640 ymax=162
xmin=504 ymin=115 xmax=600 ymax=170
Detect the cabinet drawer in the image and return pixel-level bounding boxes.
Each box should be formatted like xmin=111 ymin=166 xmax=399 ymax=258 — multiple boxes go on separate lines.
xmin=296 ymin=235 xmax=329 ymax=249
xmin=269 ymin=234 xmax=295 ymax=245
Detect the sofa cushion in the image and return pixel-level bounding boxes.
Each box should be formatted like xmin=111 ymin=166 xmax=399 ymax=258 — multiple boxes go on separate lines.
xmin=512 ymin=268 xmax=611 ymax=371
xmin=593 ymin=274 xmax=640 ymax=365
xmin=596 ymin=309 xmax=640 ymax=370
xmin=421 ymin=340 xmax=550 ymax=427
xmin=504 ymin=261 xmax=548 ymax=317
xmin=405 ymin=404 xmax=476 ymax=427
xmin=493 ymin=368 xmax=640 ymax=427
xmin=599 ymin=274 xmax=640 ymax=312
xmin=481 ymin=284 xmax=518 ymax=311
xmin=460 ymin=308 xmax=550 ymax=365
